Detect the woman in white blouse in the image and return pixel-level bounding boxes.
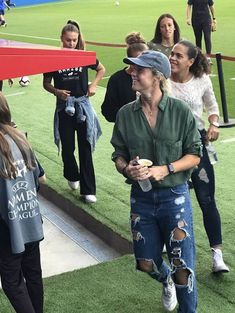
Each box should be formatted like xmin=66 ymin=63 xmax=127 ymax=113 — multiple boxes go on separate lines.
xmin=169 ymin=40 xmax=229 ymax=274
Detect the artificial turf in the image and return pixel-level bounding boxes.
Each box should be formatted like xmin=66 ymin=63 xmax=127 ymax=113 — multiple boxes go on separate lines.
xmin=0 ymin=1 xmax=235 ymax=312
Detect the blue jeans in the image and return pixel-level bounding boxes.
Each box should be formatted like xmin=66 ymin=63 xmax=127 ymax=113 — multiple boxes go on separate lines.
xmin=130 ymin=183 xmax=197 ymax=313
xmin=191 ymin=130 xmax=222 ymax=247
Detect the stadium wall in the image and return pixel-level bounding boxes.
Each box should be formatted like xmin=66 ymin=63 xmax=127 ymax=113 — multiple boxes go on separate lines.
xmin=12 ymin=0 xmax=64 ymax=6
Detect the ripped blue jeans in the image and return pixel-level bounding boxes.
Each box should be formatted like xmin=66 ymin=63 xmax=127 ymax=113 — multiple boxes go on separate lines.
xmin=130 ymin=183 xmax=197 ymax=313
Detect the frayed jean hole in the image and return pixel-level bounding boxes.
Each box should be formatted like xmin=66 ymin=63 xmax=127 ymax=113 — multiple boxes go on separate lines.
xmin=130 ymin=213 xmax=140 ymax=225
xmin=172 ymin=227 xmax=186 ymax=241
xmin=198 ymin=168 xmax=209 ymax=183
xmin=173 ymin=268 xmax=191 ymax=286
xmin=174 ymin=195 xmax=185 ymax=205
xmin=172 ymin=247 xmax=182 ymax=258
xmin=132 ymin=231 xmax=145 ymax=243
xmin=173 ymin=258 xmax=183 ymax=267
xmin=177 ymin=219 xmax=187 ymax=228
xmin=138 ymin=259 xmax=153 ymax=272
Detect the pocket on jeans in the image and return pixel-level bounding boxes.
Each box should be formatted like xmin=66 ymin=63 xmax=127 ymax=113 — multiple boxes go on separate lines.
xmin=170 ymin=183 xmax=188 ymax=195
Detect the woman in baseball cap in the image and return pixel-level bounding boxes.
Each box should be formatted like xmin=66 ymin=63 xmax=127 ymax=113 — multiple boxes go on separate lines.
xmin=111 ymin=50 xmax=201 ymax=312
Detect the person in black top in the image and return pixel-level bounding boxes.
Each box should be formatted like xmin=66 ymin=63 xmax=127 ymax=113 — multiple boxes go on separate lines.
xmin=101 ymin=32 xmax=148 ymax=122
xmin=186 ymin=0 xmax=216 ymax=58
xmin=43 ymin=20 xmax=105 ymax=203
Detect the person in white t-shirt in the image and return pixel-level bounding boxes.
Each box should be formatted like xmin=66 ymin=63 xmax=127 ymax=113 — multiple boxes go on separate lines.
xmin=169 ymin=40 xmax=229 ymax=274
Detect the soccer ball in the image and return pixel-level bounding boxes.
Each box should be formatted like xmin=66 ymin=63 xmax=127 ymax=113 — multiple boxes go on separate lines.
xmin=19 ymin=76 xmax=30 ymax=87
xmin=115 ymin=1 xmax=120 ymax=6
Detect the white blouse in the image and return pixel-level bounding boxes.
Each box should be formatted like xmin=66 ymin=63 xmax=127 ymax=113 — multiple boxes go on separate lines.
xmin=169 ymin=74 xmax=219 ymax=130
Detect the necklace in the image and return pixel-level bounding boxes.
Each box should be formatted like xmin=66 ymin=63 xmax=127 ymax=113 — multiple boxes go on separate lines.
xmin=142 ymin=106 xmax=158 ymax=126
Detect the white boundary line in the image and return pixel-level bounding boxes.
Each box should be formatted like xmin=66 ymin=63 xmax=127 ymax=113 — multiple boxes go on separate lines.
xmin=5 ymin=92 xmax=26 ymax=97
xmin=221 ymin=138 xmax=235 ymax=143
xmin=0 ymin=32 xmax=59 ymax=42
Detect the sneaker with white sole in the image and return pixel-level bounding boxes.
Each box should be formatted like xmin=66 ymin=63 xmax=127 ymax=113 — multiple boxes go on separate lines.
xmin=162 ymin=276 xmax=177 ymax=312
xmin=81 ymin=195 xmax=97 ymax=203
xmin=212 ymin=248 xmax=229 ymax=273
xmin=68 ymin=180 xmax=79 ymax=190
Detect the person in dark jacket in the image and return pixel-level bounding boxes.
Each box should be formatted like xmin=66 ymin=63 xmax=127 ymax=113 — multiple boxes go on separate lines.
xmin=101 ymin=32 xmax=148 ymax=122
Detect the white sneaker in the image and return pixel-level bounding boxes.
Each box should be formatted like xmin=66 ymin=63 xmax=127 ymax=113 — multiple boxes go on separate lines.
xmin=81 ymin=195 xmax=97 ymax=203
xmin=212 ymin=248 xmax=230 ymax=273
xmin=68 ymin=180 xmax=79 ymax=190
xmin=162 ymin=276 xmax=177 ymax=312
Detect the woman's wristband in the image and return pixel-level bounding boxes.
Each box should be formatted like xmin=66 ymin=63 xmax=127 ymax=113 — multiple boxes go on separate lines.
xmin=53 ymin=88 xmax=58 ymax=96
xmin=122 ymin=164 xmax=129 ymax=178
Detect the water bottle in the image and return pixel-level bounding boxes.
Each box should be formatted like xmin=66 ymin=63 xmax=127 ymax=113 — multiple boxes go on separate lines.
xmin=136 ymin=159 xmax=153 ymax=192
xmin=138 ymin=178 xmax=152 ymax=192
xmin=206 ymin=142 xmax=218 ymax=165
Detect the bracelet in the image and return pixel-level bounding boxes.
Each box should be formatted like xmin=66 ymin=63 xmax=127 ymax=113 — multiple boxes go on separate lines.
xmin=122 ymin=164 xmax=129 ymax=178
xmin=53 ymin=89 xmax=58 ymax=96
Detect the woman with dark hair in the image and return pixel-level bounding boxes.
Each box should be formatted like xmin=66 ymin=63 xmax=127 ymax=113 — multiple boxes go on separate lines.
xmin=101 ymin=32 xmax=148 ymax=122
xmin=169 ymin=40 xmax=229 ymax=273
xmin=43 ymin=21 xmax=105 ymax=203
xmin=0 ymin=92 xmax=44 ymax=313
xmin=148 ymin=13 xmax=180 ymax=57
xmin=186 ymin=0 xmax=216 ymax=58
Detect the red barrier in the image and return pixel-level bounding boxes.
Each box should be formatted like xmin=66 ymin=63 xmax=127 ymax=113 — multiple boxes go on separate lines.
xmin=0 ymin=40 xmax=96 ymax=80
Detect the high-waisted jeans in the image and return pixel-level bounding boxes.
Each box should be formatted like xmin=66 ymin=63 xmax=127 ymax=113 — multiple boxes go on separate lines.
xmin=130 ymin=183 xmax=197 ymax=313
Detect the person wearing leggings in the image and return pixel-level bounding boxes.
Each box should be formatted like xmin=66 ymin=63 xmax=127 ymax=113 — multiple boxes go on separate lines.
xmin=186 ymin=0 xmax=216 ymax=60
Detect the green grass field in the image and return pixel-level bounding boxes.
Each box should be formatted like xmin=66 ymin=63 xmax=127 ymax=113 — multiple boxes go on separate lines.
xmin=0 ymin=0 xmax=235 ymax=312
xmin=1 ymin=0 xmax=235 ymax=115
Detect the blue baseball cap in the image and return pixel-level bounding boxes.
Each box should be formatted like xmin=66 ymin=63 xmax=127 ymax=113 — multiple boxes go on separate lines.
xmin=123 ymin=50 xmax=171 ymax=79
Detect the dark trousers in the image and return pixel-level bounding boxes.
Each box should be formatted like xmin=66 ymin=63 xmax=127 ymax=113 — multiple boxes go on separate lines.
xmin=191 ymin=130 xmax=222 ymax=247
xmin=58 ymin=109 xmax=96 ymax=195
xmin=192 ymin=18 xmax=212 ymax=54
xmin=0 ymin=222 xmax=43 ymax=313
